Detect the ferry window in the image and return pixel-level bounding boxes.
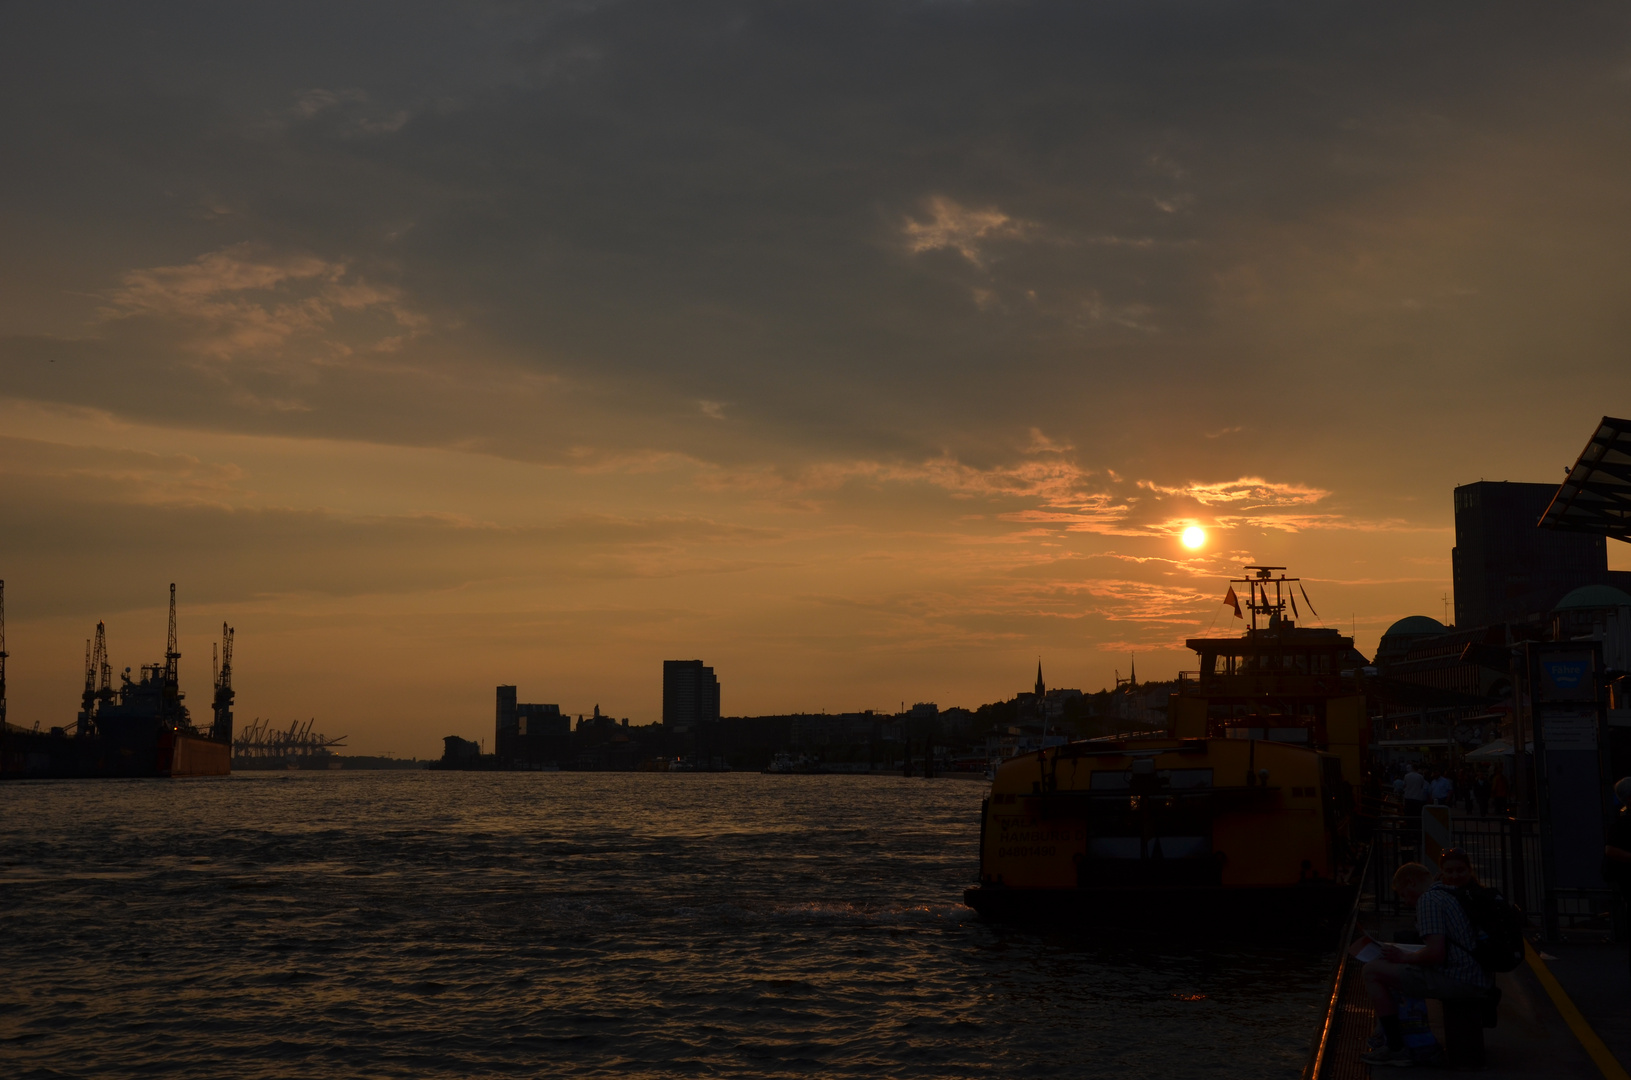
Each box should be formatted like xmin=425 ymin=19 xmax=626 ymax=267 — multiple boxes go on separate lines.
xmin=1163 ymin=768 xmax=1213 ymax=789
xmin=1088 ymin=768 xmax=1212 ymax=789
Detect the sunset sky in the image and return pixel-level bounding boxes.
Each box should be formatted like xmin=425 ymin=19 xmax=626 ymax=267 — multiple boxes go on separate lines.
xmin=4 ymin=3 xmax=1630 ymax=755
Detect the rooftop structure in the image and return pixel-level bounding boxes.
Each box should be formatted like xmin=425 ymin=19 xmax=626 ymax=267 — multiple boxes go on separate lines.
xmin=1539 ymin=414 xmax=1631 ymax=541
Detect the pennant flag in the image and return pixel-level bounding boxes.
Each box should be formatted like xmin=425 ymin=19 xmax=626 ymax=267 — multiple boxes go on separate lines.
xmin=1223 ymin=586 xmax=1243 ymax=619
xmin=1300 ymin=583 xmax=1319 ymax=618
xmin=1290 ymin=590 xmax=1300 ymax=619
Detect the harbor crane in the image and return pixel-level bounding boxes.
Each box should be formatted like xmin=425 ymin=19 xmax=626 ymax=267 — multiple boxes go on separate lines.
xmin=211 ymin=622 xmax=235 ymax=744
xmin=78 ymin=621 xmax=111 ymax=736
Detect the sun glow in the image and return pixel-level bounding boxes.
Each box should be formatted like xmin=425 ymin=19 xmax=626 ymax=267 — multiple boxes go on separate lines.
xmin=1181 ymin=526 xmax=1206 ymax=549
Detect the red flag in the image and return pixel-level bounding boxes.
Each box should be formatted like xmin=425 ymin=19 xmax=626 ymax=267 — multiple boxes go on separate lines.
xmin=1223 ymin=586 xmax=1243 ymax=619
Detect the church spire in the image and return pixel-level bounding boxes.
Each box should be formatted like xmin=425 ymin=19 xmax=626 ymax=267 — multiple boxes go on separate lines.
xmin=1128 ymin=653 xmax=1136 ymax=690
xmin=1035 ymin=659 xmax=1045 ymax=698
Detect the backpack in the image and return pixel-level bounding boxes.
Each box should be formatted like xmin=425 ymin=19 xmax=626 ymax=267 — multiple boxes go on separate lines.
xmin=1449 ymin=885 xmax=1526 ymax=973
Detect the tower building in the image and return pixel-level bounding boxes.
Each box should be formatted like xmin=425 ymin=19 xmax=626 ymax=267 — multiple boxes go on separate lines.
xmin=1452 ymin=481 xmax=1626 ymax=628
xmin=662 ymin=660 xmax=720 ymax=734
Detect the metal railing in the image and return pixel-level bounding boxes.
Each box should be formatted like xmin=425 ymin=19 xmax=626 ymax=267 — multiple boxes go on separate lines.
xmin=1371 ymin=814 xmax=1625 ymax=937
xmin=1367 ymin=815 xmax=1544 ymax=917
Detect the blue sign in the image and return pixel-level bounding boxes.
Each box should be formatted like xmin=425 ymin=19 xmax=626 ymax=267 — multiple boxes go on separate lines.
xmin=1544 ymin=660 xmax=1589 ymax=689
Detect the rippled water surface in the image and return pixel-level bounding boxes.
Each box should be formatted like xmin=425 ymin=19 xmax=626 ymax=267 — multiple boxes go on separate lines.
xmin=2 ymin=773 xmax=1330 ymax=1077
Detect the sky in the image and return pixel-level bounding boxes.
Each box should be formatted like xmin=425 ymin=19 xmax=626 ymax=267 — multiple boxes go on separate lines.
xmin=3 ymin=2 xmax=1631 ymax=756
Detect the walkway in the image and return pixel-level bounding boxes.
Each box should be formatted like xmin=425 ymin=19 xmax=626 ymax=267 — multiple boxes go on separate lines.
xmin=1311 ymin=930 xmax=1627 ymax=1078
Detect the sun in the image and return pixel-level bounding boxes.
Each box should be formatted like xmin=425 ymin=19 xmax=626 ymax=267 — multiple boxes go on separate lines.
xmin=1181 ymin=526 xmax=1206 ymax=550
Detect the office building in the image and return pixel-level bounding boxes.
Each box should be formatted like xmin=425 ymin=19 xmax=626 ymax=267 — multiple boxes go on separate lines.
xmin=663 ymin=660 xmax=720 ymax=733
xmin=495 ymin=685 xmax=570 ymax=767
xmin=1452 ymin=481 xmax=1628 ymax=628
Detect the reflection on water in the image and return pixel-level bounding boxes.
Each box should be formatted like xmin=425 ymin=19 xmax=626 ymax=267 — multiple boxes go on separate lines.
xmin=0 ymin=773 xmax=1327 ymax=1078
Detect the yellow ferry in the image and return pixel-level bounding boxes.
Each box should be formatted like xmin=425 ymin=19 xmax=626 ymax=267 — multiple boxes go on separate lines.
xmin=964 ymin=567 xmax=1372 ymax=930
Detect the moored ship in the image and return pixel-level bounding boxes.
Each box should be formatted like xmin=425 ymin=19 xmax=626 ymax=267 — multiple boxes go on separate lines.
xmin=0 ymin=583 xmax=235 ymax=780
xmin=964 ymin=567 xmax=1373 ymax=933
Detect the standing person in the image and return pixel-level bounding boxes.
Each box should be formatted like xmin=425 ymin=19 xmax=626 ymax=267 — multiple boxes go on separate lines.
xmin=1604 ymin=778 xmax=1631 ymax=976
xmin=1360 ymin=862 xmax=1495 ymax=1066
xmin=1402 ymin=762 xmax=1427 ymax=818
xmin=1431 ymin=768 xmax=1454 ymax=808
xmin=1473 ymin=768 xmax=1492 ymax=817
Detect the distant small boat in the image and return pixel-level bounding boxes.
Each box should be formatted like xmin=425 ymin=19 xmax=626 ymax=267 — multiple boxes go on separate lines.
xmin=761 ymin=752 xmax=825 ymax=775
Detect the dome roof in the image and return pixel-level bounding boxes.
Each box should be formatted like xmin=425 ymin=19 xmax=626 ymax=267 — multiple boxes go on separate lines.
xmin=1381 ymin=615 xmax=1447 ymax=639
xmin=1554 ymin=584 xmax=1631 ymax=612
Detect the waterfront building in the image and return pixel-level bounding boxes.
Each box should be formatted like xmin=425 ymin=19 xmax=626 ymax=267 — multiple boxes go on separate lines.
xmin=495 ymin=685 xmax=570 ymax=768
xmin=662 ymin=660 xmax=720 ymax=734
xmin=441 ymin=735 xmax=481 ymax=763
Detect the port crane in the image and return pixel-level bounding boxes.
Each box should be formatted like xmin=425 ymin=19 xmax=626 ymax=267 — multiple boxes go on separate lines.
xmin=77 ymin=621 xmax=112 ymax=736
xmin=211 ymin=622 xmax=235 ymax=744
xmin=232 ymin=716 xmax=346 ymax=760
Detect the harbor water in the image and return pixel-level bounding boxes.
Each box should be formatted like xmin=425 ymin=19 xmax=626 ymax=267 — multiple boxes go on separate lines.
xmin=2 ymin=772 xmax=1328 ymax=1078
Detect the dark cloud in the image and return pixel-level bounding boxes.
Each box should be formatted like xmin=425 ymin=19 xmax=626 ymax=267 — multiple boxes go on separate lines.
xmin=6 ymin=2 xmax=1631 ymax=489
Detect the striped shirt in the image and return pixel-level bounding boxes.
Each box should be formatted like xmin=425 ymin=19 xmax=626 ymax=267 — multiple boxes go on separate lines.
xmin=1417 ymin=884 xmax=1493 ymax=988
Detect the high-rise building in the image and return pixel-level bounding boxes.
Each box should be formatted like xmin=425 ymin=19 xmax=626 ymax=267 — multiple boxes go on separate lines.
xmin=495 ymin=684 xmax=518 ymax=754
xmin=495 ymin=685 xmax=569 ymax=767
xmin=1452 ymin=481 xmax=1625 ymax=628
xmin=663 ymin=660 xmax=720 ymax=733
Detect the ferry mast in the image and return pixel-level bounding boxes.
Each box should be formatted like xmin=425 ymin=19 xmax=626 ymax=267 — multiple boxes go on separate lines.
xmin=1237 ymin=565 xmax=1296 ymax=632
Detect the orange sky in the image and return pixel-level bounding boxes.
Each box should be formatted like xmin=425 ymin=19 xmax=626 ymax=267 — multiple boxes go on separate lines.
xmin=3 ymin=4 xmax=1629 ymax=754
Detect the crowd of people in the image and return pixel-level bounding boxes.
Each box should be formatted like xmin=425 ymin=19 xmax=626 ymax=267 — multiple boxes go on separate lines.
xmin=1387 ymin=759 xmax=1510 ymax=817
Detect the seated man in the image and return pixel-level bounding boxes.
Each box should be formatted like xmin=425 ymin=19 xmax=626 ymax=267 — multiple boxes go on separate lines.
xmin=1360 ymin=861 xmax=1494 ymax=1067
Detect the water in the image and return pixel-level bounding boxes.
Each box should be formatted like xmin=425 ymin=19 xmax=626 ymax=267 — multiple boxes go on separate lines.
xmin=1 ymin=773 xmax=1330 ymax=1078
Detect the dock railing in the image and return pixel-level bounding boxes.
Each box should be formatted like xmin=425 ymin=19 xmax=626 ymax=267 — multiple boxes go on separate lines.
xmin=1303 ymin=847 xmax=1369 ymax=1080
xmin=1368 ymin=815 xmax=1541 ymax=916
xmin=1366 ymin=814 xmax=1615 ymax=935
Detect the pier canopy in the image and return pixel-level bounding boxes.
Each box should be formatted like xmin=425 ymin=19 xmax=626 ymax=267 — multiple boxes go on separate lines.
xmin=1539 ymin=415 xmax=1631 ymax=541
